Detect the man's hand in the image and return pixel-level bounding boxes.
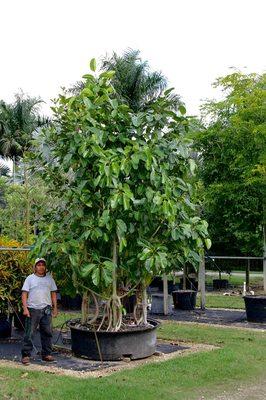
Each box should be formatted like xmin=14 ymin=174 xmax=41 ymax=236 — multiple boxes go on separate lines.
xmin=23 ymin=308 xmax=30 ymax=318
xmin=52 ymin=308 xmax=59 ymax=318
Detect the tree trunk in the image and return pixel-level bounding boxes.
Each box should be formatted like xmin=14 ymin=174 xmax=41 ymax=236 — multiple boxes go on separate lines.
xmin=81 ymin=292 xmax=89 ymax=325
xmin=12 ymin=156 xmax=16 ymax=184
xmin=142 ymin=286 xmax=148 ymax=325
xmin=24 ymin=162 xmax=30 ymax=244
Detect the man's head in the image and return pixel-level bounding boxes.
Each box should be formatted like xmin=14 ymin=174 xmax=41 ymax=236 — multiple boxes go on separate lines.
xmin=34 ymin=258 xmax=47 ymax=276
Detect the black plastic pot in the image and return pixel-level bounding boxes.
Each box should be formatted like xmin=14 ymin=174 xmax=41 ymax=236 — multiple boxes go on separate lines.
xmin=60 ymin=294 xmax=82 ymax=310
xmin=0 ymin=314 xmax=12 ymax=338
xmin=69 ymin=318 xmax=160 ymax=361
xmin=172 ymin=290 xmax=197 ymax=310
xmin=213 ymin=279 xmax=228 ymax=290
xmin=244 ymin=295 xmax=266 ymax=323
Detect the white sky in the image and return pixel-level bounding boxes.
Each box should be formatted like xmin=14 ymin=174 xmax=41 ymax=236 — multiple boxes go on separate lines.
xmin=0 ymin=0 xmax=265 ymax=117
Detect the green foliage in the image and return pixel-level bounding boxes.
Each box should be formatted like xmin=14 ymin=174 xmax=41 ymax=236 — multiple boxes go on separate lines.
xmin=0 ymin=176 xmax=53 ymax=244
xmin=195 ymin=72 xmax=266 ymax=255
xmin=0 ymin=93 xmax=46 ymax=160
xmin=0 ymin=236 xmax=32 ymax=312
xmin=32 ymin=62 xmax=209 ymax=302
xmin=71 ymin=49 xmax=182 ymax=113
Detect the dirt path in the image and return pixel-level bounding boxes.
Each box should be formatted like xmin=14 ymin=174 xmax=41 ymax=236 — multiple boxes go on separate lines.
xmin=209 ymin=380 xmax=266 ymax=400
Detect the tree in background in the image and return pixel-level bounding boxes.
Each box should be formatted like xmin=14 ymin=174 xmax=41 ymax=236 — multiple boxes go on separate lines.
xmin=71 ymin=49 xmax=182 ymax=112
xmin=195 ymin=72 xmax=265 ymax=256
xmin=0 ymin=93 xmax=48 ymax=243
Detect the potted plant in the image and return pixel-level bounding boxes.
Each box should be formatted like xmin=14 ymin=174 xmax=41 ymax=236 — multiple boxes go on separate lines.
xmin=33 ymin=59 xmax=210 ymax=360
xmin=0 ymin=236 xmax=32 ymax=335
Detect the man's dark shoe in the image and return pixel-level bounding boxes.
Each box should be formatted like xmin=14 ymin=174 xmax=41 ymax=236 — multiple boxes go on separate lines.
xmin=42 ymin=355 xmax=56 ymax=362
xmin=21 ymin=356 xmax=30 ymax=365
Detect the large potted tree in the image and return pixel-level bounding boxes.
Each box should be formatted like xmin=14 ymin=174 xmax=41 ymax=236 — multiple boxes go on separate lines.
xmin=32 ymin=59 xmax=210 ymax=360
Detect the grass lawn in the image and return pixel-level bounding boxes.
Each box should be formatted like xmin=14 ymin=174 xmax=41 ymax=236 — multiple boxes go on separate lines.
xmin=204 ymin=272 xmax=263 ymax=288
xmin=0 ymin=322 xmax=265 ymax=400
xmin=196 ymin=293 xmax=245 ymax=309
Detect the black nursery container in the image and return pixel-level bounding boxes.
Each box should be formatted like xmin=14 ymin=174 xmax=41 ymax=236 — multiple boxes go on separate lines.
xmin=68 ymin=318 xmax=160 ymax=361
xmin=60 ymin=294 xmax=82 ymax=310
xmin=0 ymin=314 xmax=12 ymax=338
xmin=244 ymin=295 xmax=266 ymax=323
xmin=213 ymin=279 xmax=229 ymax=290
xmin=172 ymin=290 xmax=197 ymax=310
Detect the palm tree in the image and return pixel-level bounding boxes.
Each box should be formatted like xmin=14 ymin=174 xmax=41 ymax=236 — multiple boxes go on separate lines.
xmin=0 ymin=162 xmax=10 ymax=177
xmin=70 ymin=49 xmax=181 ymax=112
xmin=0 ymin=93 xmax=48 ymax=243
xmin=0 ymin=93 xmax=47 ymax=182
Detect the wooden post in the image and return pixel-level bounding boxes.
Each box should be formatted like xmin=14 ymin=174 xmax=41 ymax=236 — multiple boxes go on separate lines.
xmin=163 ymin=274 xmax=168 ymax=315
xmin=246 ymin=259 xmax=250 ymax=292
xmin=199 ymin=254 xmax=206 ymax=310
xmin=183 ymin=264 xmax=187 ymax=290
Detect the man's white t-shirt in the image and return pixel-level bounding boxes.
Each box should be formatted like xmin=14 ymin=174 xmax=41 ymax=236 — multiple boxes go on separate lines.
xmin=22 ymin=273 xmax=57 ymax=309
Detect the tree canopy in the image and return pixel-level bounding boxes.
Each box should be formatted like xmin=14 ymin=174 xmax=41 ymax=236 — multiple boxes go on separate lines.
xmin=33 ymin=59 xmax=209 ymax=329
xmin=195 ymin=72 xmax=266 ymax=255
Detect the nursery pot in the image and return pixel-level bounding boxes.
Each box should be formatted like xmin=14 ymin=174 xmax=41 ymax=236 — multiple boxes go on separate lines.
xmin=151 ymin=293 xmax=173 ymax=314
xmin=244 ymin=295 xmax=266 ymax=323
xmin=68 ymin=318 xmax=160 ymax=361
xmin=0 ymin=313 xmax=12 ymax=338
xmin=60 ymin=294 xmax=82 ymax=310
xmin=172 ymin=290 xmax=197 ymax=310
xmin=213 ymin=279 xmax=229 ymax=290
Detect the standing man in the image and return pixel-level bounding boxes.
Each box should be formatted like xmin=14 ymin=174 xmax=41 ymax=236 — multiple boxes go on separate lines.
xmin=21 ymin=258 xmax=58 ymax=365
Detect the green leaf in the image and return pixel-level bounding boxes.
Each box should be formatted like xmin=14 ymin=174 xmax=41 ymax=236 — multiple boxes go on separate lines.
xmin=164 ymin=87 xmax=174 ymax=96
xmin=90 ymin=58 xmax=96 ymax=72
xmin=189 ymin=159 xmax=196 ymax=175
xmin=116 ymin=219 xmax=127 ymax=235
xmin=132 ymin=115 xmax=142 ymax=127
xmin=92 ymin=268 xmax=100 ymax=286
xmin=100 ymin=70 xmax=116 ymax=79
xmin=80 ymin=263 xmax=96 ymax=277
xmin=205 ymin=238 xmax=212 ymax=249
xmin=103 ymin=260 xmax=115 ymax=270
xmin=178 ymin=105 xmax=186 ymax=115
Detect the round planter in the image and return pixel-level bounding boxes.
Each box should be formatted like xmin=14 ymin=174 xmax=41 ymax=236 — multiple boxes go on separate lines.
xmin=213 ymin=279 xmax=229 ymax=290
xmin=244 ymin=295 xmax=266 ymax=323
xmin=151 ymin=293 xmax=173 ymax=314
xmin=172 ymin=290 xmax=197 ymax=310
xmin=68 ymin=318 xmax=160 ymax=361
xmin=0 ymin=314 xmax=12 ymax=338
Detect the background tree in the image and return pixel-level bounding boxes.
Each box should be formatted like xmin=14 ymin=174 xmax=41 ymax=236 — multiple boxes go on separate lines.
xmin=0 ymin=93 xmax=48 ymax=243
xmin=71 ymin=49 xmax=182 ymax=112
xmin=195 ymin=72 xmax=266 ymax=256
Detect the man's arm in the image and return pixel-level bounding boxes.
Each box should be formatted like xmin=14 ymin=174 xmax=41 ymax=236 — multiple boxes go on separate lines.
xmin=21 ymin=291 xmax=30 ymax=317
xmin=51 ymin=291 xmax=58 ymax=317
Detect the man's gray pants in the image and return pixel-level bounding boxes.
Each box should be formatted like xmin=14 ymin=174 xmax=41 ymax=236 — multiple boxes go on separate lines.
xmin=21 ymin=307 xmax=53 ymax=357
